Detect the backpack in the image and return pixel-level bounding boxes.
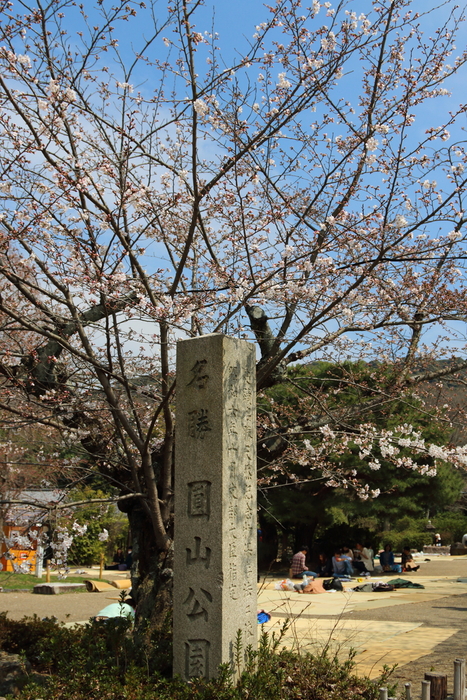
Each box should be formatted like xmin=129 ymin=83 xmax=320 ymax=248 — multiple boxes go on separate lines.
xmin=373 ymin=583 xmax=395 ymax=592
xmin=322 ymin=577 xmax=344 ymax=591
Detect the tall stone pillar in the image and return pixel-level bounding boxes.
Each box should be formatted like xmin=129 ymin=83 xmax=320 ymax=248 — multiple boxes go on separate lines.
xmin=173 ymin=333 xmax=257 ymax=680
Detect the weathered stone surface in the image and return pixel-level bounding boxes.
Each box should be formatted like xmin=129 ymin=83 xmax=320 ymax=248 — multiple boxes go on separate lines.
xmin=423 ymin=545 xmax=450 ymax=555
xmin=173 ymin=334 xmax=257 ymax=680
xmin=450 ymin=544 xmax=467 ymax=556
xmin=33 ymin=582 xmax=86 ymax=594
xmin=0 ymin=651 xmax=31 ymax=696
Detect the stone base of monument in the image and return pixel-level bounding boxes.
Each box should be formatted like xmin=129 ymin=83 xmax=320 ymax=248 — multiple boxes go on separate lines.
xmin=422 ymin=545 xmax=451 ymax=555
xmin=33 ymin=583 xmax=86 ymax=594
xmin=450 ymin=543 xmax=467 ymax=556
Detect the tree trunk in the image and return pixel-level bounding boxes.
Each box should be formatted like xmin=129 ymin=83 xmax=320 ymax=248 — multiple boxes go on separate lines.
xmin=123 ymin=500 xmax=173 ymax=635
xmin=424 ymin=673 xmax=447 ymax=700
xmin=257 ymin=514 xmax=279 ymax=570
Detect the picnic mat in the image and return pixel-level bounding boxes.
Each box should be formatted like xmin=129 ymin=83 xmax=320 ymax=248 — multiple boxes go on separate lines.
xmin=84 ymin=579 xmax=131 ymax=592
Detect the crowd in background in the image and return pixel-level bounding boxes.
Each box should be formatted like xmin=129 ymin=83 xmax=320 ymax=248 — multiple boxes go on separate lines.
xmin=290 ymin=541 xmax=419 ymax=581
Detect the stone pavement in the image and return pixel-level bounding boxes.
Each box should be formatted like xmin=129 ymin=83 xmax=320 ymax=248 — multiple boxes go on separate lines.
xmin=258 ymin=555 xmax=467 ymax=680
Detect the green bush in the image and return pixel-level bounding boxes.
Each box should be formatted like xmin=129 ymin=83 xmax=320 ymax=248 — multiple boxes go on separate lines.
xmin=433 ymin=512 xmax=467 ymax=544
xmin=63 ymin=486 xmax=128 ymax=566
xmin=379 ymin=513 xmax=467 ymax=551
xmin=393 ymin=516 xmax=421 ymax=533
xmin=0 ymin=613 xmax=392 ymax=700
xmin=377 ymin=530 xmax=428 ymax=553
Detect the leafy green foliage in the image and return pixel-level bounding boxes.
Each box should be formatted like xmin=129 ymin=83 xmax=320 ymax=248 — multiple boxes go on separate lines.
xmin=377 ymin=530 xmax=428 ymax=553
xmin=434 ymin=512 xmax=467 ymax=543
xmin=64 ymin=486 xmax=128 ymax=566
xmin=376 ymin=512 xmax=467 ymax=552
xmin=0 ymin=613 xmax=390 ymax=700
xmin=258 ymin=362 xmax=464 ymax=554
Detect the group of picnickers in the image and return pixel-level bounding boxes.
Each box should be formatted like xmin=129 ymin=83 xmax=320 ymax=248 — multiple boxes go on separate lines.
xmin=290 ymin=543 xmax=419 ymax=581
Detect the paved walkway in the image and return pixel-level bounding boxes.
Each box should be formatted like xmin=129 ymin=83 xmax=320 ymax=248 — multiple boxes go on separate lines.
xmin=258 ymin=554 xmax=467 ymax=681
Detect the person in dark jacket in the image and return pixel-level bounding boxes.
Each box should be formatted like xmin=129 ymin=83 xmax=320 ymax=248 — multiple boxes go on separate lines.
xmin=105 ymin=548 xmax=125 ymax=570
xmin=316 ymin=553 xmax=333 ymax=577
xmin=379 ymin=544 xmax=402 ymax=573
xmin=401 ymin=546 xmax=419 ymax=572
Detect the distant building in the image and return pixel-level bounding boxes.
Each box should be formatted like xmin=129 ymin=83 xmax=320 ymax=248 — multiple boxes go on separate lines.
xmin=0 ymin=489 xmax=64 ymax=572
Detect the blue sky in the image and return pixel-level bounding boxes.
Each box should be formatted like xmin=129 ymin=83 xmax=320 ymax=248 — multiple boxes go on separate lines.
xmin=5 ymin=0 xmax=467 ymax=359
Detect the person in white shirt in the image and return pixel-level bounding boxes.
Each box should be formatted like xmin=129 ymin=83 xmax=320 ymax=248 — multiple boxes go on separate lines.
xmin=355 ymin=542 xmax=374 ymax=573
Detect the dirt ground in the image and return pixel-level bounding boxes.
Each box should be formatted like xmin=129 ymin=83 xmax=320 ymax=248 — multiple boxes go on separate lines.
xmin=1 ymin=559 xmax=467 ymax=694
xmin=340 ymin=557 xmax=467 ymax=694
xmin=341 ymin=589 xmax=467 ymax=693
xmin=0 ymin=586 xmax=123 ymax=622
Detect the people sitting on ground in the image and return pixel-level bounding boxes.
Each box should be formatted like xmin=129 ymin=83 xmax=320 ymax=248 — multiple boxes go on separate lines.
xmin=316 ymin=552 xmax=333 ymax=577
xmin=105 ymin=547 xmax=125 ymax=570
xmin=366 ymin=542 xmax=375 ymax=567
xmin=331 ymin=549 xmax=354 ymax=578
xmin=352 ymin=544 xmax=365 ymax=574
xmin=343 ymin=545 xmax=365 ymax=575
xmin=353 ymin=542 xmax=374 ymax=574
xmin=290 ymin=545 xmax=318 ymax=579
xmin=379 ymin=543 xmax=402 ymax=573
xmin=401 ymin=546 xmax=420 ymax=572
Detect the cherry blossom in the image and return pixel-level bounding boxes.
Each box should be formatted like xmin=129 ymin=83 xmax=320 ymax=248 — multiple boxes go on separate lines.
xmin=0 ymin=0 xmax=466 ymax=618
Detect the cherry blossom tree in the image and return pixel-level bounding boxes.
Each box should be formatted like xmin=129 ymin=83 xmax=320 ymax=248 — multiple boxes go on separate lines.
xmin=1 ymin=0 xmax=467 ymax=621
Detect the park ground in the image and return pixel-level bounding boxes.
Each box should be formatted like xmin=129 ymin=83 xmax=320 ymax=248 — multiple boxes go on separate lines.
xmin=259 ymin=554 xmax=467 ymax=694
xmin=1 ymin=556 xmax=467 ymax=695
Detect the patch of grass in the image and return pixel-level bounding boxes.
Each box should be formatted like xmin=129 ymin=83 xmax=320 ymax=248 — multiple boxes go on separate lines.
xmin=0 ymin=572 xmax=88 ymax=590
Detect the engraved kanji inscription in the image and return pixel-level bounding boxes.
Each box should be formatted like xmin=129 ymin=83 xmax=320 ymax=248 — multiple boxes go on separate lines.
xmin=186 ymin=536 xmax=211 ymax=569
xmin=244 ymin=541 xmax=255 ymax=557
xmin=229 ymin=540 xmax=237 ymax=559
xmin=184 ymin=586 xmax=213 ymax=621
xmin=174 ymin=336 xmax=257 ymax=680
xmin=188 ymin=481 xmax=211 ymax=518
xmin=228 ymin=500 xmax=238 ymax=529
xmin=244 ymin=617 xmax=254 ymax=637
xmin=227 ymin=409 xmax=238 ymax=435
xmin=243 ymin=576 xmax=255 ymax=596
xmin=242 ymin=366 xmax=254 ymax=400
xmin=187 ymin=359 xmax=209 ymax=389
xmin=185 ymin=639 xmax=210 ymax=678
xmin=226 ymin=363 xmax=240 ymax=397
xmin=188 ymin=408 xmax=212 ymax=438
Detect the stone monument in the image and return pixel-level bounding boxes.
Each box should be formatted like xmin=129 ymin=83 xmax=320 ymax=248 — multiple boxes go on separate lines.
xmin=173 ymin=333 xmax=257 ymax=680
